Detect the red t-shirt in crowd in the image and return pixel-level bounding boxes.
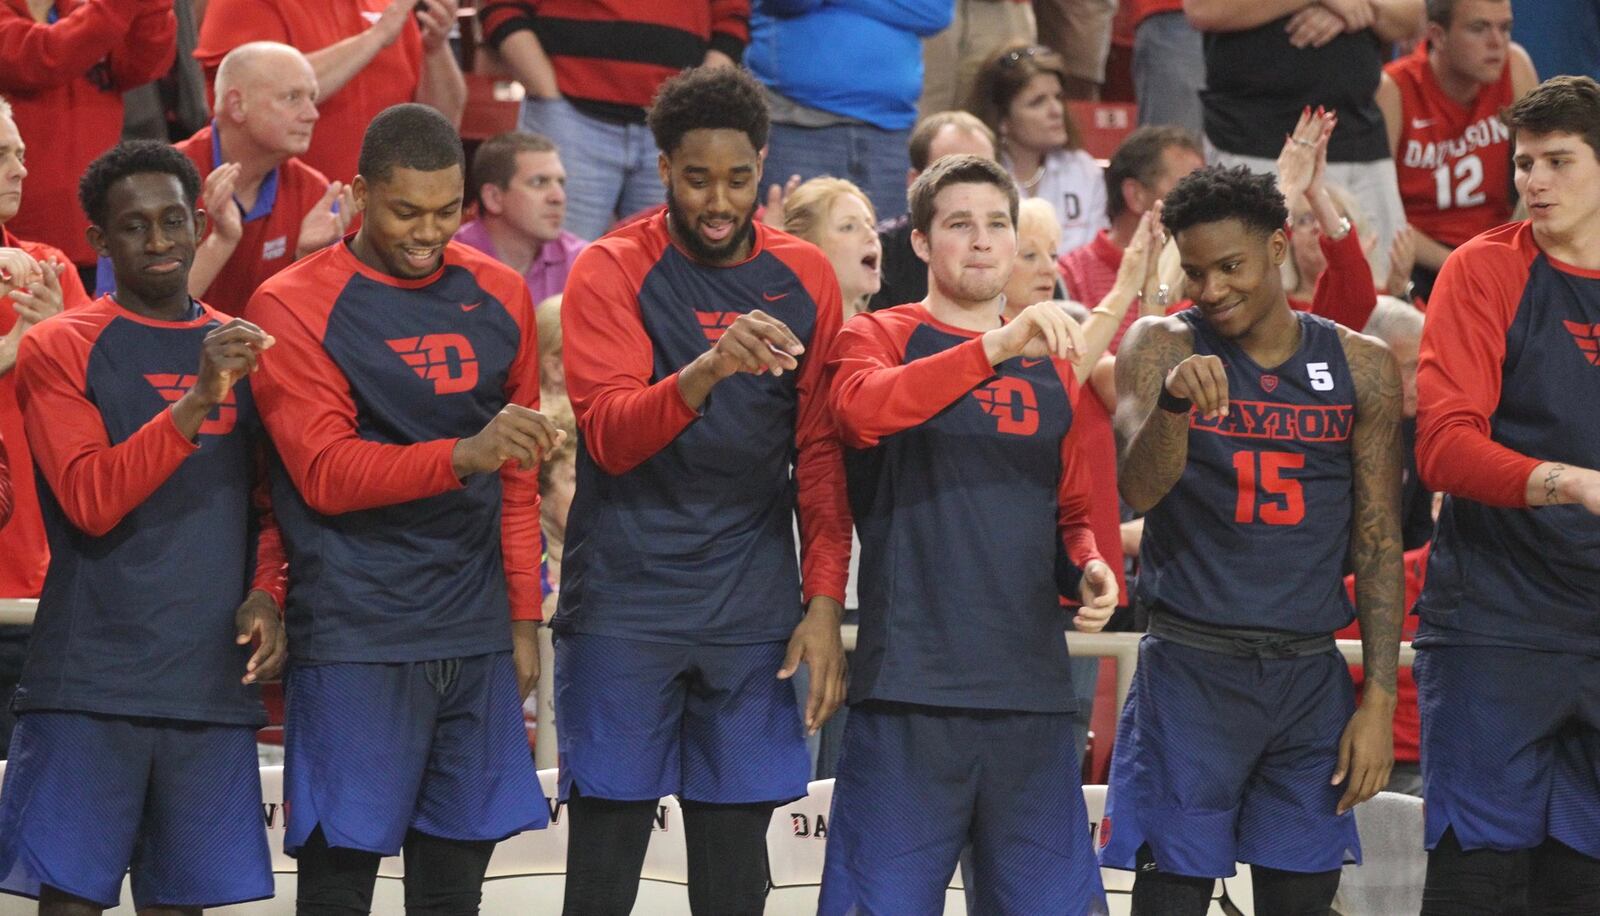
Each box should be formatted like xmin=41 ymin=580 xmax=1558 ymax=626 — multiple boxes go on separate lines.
xmin=0 ymin=0 xmax=176 ymax=265
xmin=0 ymin=225 xmax=91 ymax=598
xmin=1386 ymin=41 xmax=1515 ymax=249
xmin=195 ymin=0 xmax=423 ymax=184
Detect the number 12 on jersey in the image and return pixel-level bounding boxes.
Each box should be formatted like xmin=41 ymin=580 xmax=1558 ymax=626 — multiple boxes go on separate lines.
xmin=1233 ymin=451 xmax=1306 ymax=525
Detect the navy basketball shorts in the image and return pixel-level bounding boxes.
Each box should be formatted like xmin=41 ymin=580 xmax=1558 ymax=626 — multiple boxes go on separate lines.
xmin=1414 ymin=644 xmax=1600 ymax=856
xmin=819 ymin=702 xmax=1108 ymax=916
xmin=553 ymin=632 xmax=809 ymax=804
xmin=1098 ymin=636 xmax=1361 ymax=877
xmin=282 ymin=651 xmax=547 ymax=856
xmin=0 ymin=711 xmax=272 ymax=909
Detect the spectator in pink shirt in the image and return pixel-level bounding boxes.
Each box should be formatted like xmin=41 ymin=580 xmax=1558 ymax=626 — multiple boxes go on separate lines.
xmin=455 ymin=132 xmax=585 ymax=303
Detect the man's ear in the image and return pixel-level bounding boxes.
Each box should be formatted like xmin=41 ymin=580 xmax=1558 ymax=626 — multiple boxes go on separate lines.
xmin=480 ymin=183 xmax=504 ymax=217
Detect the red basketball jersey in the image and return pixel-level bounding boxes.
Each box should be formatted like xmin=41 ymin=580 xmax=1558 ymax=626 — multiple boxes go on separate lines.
xmin=1387 ymin=43 xmax=1515 ymax=248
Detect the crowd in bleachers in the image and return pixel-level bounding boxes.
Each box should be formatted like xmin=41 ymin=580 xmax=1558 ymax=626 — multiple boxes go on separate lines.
xmin=0 ymin=0 xmax=1597 ymax=912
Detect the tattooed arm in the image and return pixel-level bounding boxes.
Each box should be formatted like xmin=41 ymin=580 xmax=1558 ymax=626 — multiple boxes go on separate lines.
xmin=1114 ymin=315 xmax=1200 ymax=512
xmin=1524 ymin=462 xmax=1600 ymax=514
xmin=1332 ymin=327 xmax=1405 ymax=813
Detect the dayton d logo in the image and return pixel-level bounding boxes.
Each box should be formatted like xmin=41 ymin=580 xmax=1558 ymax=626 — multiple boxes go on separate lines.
xmin=1565 ymin=320 xmax=1600 ymax=366
xmin=971 ymin=376 xmax=1040 ymax=436
xmin=387 ymin=334 xmax=479 ymax=394
xmin=144 ymin=374 xmax=237 ymax=435
xmin=696 ymin=311 xmax=739 ymax=343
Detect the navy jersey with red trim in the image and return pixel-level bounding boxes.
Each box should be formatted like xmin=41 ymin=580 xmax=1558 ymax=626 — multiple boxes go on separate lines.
xmin=557 ymin=214 xmax=850 ymax=644
xmin=245 ymin=240 xmax=542 ymax=664
xmin=11 ymin=296 xmax=285 ymax=725
xmin=829 ymin=304 xmax=1103 ymax=713
xmin=1415 ymin=223 xmax=1600 ymax=653
xmin=1138 ymin=309 xmax=1357 ymax=634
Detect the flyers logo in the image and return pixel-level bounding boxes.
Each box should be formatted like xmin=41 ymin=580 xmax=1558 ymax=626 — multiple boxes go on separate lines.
xmin=696 ymin=311 xmax=739 ymax=343
xmin=1564 ymin=320 xmax=1600 ymax=366
xmin=386 ymin=333 xmax=479 ymax=394
xmin=1260 ymin=374 xmax=1279 ymax=393
xmin=144 ymin=374 xmax=237 ymax=435
xmin=971 ymin=376 xmax=1039 ymax=436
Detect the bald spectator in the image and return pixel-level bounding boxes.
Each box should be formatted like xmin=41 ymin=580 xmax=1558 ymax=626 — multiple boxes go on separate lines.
xmin=0 ymin=95 xmax=91 ymax=759
xmin=95 ymin=42 xmax=352 ymax=314
xmin=0 ymin=0 xmax=177 ymax=280
xmin=455 ymin=132 xmax=586 ymax=304
xmin=1057 ymin=125 xmax=1203 ymax=351
xmin=195 ymin=0 xmax=466 ymax=185
xmin=868 ymin=111 xmax=997 ymax=312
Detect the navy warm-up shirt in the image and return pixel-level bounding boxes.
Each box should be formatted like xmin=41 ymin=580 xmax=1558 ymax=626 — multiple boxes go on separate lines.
xmin=829 ymin=304 xmax=1104 ymax=713
xmin=556 ymin=214 xmax=851 ymax=645
xmin=245 ymin=239 xmax=542 ymax=664
xmin=1415 ymin=222 xmax=1600 ymax=653
xmin=1138 ymin=309 xmax=1357 ymax=634
xmin=12 ymin=296 xmax=285 ymax=726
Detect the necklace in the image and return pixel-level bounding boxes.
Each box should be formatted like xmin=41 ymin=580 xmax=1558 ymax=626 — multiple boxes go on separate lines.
xmin=1017 ymin=159 xmax=1046 ymax=192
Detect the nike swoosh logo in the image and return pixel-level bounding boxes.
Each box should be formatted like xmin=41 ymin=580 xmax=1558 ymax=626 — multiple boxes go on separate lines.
xmin=461 ymin=302 xmax=481 ymax=312
xmin=762 ymin=291 xmax=788 ymax=302
xmin=1021 ymin=357 xmax=1047 ymax=368
xmin=360 ymin=10 xmax=381 ymax=23
xmin=1410 ymin=118 xmax=1436 ymax=129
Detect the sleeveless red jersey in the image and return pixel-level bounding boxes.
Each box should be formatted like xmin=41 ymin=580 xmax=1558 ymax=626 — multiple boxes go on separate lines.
xmin=1387 ymin=43 xmax=1515 ymax=248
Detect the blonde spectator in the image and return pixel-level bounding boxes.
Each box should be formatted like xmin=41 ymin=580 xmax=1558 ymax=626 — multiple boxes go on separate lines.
xmin=782 ymin=178 xmax=883 ymax=319
xmin=1002 ymin=197 xmax=1064 ymax=319
xmin=536 ymin=293 xmax=565 ymax=397
xmin=538 ymin=394 xmax=578 ymax=618
xmin=968 ymin=44 xmax=1107 ymax=253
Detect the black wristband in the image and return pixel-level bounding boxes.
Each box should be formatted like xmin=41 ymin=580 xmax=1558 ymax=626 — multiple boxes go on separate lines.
xmin=1157 ymin=387 xmax=1193 ymax=414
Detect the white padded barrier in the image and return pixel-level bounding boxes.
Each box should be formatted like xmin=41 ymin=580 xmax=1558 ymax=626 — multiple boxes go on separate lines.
xmin=1334 ymin=791 xmax=1426 ymax=916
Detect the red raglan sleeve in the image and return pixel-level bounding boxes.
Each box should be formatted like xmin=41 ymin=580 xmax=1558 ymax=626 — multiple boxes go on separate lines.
xmin=1055 ymin=364 xmax=1104 ymax=570
xmin=498 ymin=282 xmax=543 ymax=622
xmin=14 ymin=319 xmax=198 ymax=538
xmin=828 ymin=312 xmax=996 ymax=448
xmin=562 ymin=244 xmax=700 ymax=475
xmin=1414 ymin=234 xmax=1540 ymax=507
xmin=0 ymin=432 xmax=12 ymax=531
xmin=109 ymin=0 xmax=177 ymax=90
xmin=0 ymin=0 xmax=144 ymax=93
xmin=1309 ymin=230 xmax=1378 ymax=331
xmin=248 ymin=444 xmax=287 ymax=609
xmin=244 ymin=284 xmax=464 ymax=516
xmin=791 ymin=260 xmax=850 ymax=605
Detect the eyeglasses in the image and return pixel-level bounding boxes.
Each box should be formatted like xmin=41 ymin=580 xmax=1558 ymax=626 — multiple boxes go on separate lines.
xmin=998 ymin=45 xmax=1051 ymax=68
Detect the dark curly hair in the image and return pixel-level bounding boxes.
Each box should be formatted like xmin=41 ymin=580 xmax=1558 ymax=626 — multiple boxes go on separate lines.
xmin=1161 ymin=165 xmax=1288 ymax=239
xmin=647 ymin=66 xmax=769 ymax=157
xmin=358 ymin=103 xmax=465 ymax=185
xmin=78 ymin=140 xmax=202 ymax=228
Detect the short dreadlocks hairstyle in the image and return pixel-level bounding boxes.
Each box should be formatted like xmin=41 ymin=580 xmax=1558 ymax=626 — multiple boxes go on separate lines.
xmin=1161 ymin=165 xmax=1288 ymax=239
xmin=647 ymin=66 xmax=770 ymax=157
xmin=78 ymin=140 xmax=202 ymax=228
